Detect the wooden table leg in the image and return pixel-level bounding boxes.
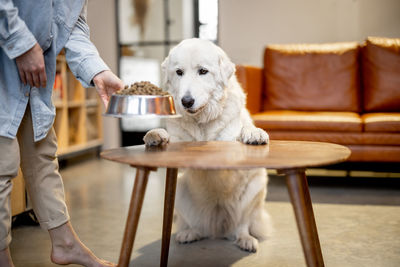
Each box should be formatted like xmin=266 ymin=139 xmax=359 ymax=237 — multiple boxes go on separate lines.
xmin=281 ymin=168 xmax=324 ymax=267
xmin=160 ymin=168 xmax=178 ymax=267
xmin=118 ymin=167 xmax=152 ymax=267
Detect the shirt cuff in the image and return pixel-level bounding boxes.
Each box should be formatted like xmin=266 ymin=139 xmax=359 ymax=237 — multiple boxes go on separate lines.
xmin=1 ymin=26 xmax=37 ymax=59
xmin=76 ymin=56 xmax=110 ymax=88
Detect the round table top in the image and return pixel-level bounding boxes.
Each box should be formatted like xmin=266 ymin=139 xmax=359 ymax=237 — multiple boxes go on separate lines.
xmin=100 ymin=140 xmax=351 ymax=170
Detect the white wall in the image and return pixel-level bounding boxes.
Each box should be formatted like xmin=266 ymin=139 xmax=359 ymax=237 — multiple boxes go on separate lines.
xmin=219 ymin=0 xmax=400 ymax=66
xmin=87 ymin=0 xmax=121 ymax=149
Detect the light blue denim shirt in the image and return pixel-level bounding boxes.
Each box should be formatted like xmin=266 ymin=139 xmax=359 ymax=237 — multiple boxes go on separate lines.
xmin=0 ymin=0 xmax=109 ymax=141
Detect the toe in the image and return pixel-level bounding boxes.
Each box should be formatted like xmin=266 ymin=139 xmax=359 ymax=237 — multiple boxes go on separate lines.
xmin=175 ymin=229 xmax=201 ymax=244
xmin=236 ymin=235 xmax=258 ymax=253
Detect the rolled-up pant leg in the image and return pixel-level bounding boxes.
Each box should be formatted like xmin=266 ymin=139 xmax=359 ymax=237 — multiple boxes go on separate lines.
xmin=0 ymin=137 xmax=20 ymax=250
xmin=17 ymin=104 xmax=70 ymax=230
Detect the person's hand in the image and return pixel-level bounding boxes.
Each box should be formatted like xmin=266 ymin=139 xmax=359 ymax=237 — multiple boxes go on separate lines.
xmin=15 ymin=43 xmax=47 ymax=88
xmin=92 ymin=70 xmax=124 ymax=108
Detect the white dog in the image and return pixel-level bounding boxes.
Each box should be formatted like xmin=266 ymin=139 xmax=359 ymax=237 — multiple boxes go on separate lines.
xmin=143 ymin=38 xmax=271 ymax=252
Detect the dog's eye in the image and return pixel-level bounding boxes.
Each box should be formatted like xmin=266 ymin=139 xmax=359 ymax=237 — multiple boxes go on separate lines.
xmin=198 ymin=68 xmax=208 ymax=75
xmin=176 ymin=69 xmax=184 ymax=76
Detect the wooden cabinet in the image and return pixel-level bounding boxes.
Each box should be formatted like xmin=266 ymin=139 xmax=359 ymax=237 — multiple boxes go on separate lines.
xmin=11 ymin=170 xmax=26 ymax=217
xmin=11 ymin=54 xmax=104 ymax=216
xmin=54 ymin=54 xmax=104 ymax=158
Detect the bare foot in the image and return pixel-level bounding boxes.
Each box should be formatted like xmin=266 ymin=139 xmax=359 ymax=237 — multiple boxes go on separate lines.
xmin=49 ymin=222 xmax=115 ymax=267
xmin=0 ymin=248 xmax=15 ymax=267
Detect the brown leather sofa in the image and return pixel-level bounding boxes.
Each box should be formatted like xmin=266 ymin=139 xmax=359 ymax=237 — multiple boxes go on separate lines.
xmin=236 ymin=37 xmax=400 ymax=162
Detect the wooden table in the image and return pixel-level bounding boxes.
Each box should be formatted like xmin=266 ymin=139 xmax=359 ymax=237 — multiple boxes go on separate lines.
xmin=101 ymin=140 xmax=351 ymax=267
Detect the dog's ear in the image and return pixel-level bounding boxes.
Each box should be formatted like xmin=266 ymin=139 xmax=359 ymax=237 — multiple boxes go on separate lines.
xmin=161 ymin=56 xmax=170 ymax=89
xmin=217 ymin=47 xmax=236 ymax=87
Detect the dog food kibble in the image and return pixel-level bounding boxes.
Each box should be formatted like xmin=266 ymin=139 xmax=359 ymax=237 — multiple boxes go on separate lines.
xmin=115 ymin=81 xmax=169 ymax=96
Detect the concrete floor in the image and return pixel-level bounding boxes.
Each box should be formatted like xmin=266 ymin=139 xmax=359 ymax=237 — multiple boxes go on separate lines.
xmin=9 ymin=158 xmax=400 ymax=267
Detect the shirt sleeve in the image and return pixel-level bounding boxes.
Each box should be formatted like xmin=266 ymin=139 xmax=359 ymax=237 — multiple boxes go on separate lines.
xmin=0 ymin=0 xmax=37 ymax=59
xmin=64 ymin=3 xmax=109 ymax=88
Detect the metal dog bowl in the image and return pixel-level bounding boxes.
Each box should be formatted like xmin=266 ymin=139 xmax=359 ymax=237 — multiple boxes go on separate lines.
xmin=104 ymin=94 xmax=180 ymax=118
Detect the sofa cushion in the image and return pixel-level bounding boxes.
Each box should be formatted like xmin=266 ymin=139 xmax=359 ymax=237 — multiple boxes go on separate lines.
xmin=236 ymin=65 xmax=263 ymax=114
xmin=252 ymin=110 xmax=362 ymax=132
xmin=266 ymin=131 xmax=400 ymax=146
xmin=362 ymin=37 xmax=400 ymax=112
xmin=263 ymin=42 xmax=361 ymax=112
xmin=362 ymin=113 xmax=400 ymax=132
xmin=345 ymin=145 xmax=400 ymax=162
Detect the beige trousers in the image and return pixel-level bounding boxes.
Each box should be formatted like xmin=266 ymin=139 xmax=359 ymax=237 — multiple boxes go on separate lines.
xmin=0 ymin=104 xmax=69 ymax=250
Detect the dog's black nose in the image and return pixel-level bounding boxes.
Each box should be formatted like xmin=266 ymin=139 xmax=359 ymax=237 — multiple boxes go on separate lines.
xmin=181 ymin=95 xmax=195 ymax=108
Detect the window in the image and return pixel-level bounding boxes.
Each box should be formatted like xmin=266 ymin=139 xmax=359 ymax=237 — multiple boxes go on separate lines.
xmin=197 ymin=0 xmax=218 ymax=41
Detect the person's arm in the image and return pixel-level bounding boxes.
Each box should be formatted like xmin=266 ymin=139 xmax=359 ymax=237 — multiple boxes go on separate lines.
xmin=64 ymin=4 xmax=123 ymax=107
xmin=0 ymin=0 xmax=46 ymax=88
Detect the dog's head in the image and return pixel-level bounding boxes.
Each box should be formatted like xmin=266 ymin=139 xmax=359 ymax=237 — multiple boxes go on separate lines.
xmin=162 ymin=38 xmax=236 ymax=122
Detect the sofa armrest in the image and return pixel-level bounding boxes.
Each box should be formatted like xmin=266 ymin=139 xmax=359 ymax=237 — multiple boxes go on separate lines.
xmin=236 ymin=65 xmax=264 ymax=114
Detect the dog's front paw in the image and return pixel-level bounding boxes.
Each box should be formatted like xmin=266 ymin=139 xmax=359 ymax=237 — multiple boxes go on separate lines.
xmin=239 ymin=127 xmax=269 ymax=145
xmin=235 ymin=235 xmax=259 ymax=253
xmin=175 ymin=229 xmax=202 ymax=244
xmin=143 ymin=128 xmax=170 ymax=146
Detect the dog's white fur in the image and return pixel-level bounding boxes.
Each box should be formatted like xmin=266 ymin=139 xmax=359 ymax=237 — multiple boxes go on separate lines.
xmin=143 ymin=38 xmax=271 ymax=252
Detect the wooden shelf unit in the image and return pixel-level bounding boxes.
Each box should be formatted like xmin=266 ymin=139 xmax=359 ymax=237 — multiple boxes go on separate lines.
xmin=11 ymin=170 xmax=25 ymax=217
xmin=53 ymin=54 xmax=104 ymax=157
